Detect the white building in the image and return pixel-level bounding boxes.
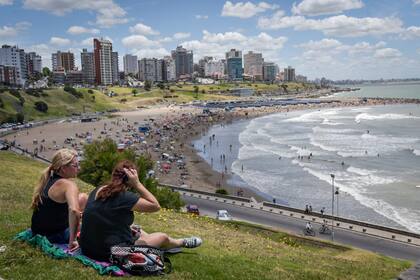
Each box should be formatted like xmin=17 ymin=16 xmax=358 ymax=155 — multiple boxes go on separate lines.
xmin=0 ymin=45 xmax=27 ymax=86
xmin=123 ymin=54 xmax=138 ymax=75
xmin=163 ymin=56 xmax=176 ymax=81
xmin=244 ymin=51 xmax=263 ymax=81
xmin=138 ymin=58 xmax=163 ymax=82
xmin=204 ymin=59 xmax=225 ymax=79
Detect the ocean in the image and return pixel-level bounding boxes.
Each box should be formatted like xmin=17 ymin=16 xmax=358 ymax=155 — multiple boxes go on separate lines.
xmin=193 ymin=102 xmax=420 ymax=233
xmin=331 ymin=82 xmax=420 ymax=99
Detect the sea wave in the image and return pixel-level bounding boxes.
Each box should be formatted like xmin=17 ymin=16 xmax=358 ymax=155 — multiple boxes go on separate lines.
xmin=413 ymin=149 xmax=420 ymax=156
xmin=355 ymin=113 xmax=419 ymax=123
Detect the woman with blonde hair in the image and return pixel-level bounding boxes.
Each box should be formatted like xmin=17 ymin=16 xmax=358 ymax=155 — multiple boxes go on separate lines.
xmin=31 ymin=148 xmax=87 ymax=250
xmin=80 ymin=159 xmax=201 ymax=261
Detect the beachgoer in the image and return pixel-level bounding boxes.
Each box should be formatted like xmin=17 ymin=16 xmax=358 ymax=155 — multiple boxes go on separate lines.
xmin=30 ymin=148 xmax=88 ymax=250
xmin=309 ymin=205 xmax=312 ymax=213
xmin=305 ymin=204 xmax=309 ymax=213
xmin=80 ymin=160 xmax=202 ymax=261
xmin=306 ymin=221 xmax=313 ymax=231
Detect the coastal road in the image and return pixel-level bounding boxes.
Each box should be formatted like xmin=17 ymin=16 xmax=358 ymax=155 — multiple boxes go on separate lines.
xmin=182 ymin=195 xmax=420 ymax=261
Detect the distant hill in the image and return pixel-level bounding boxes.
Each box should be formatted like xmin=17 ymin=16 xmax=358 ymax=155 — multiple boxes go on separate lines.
xmin=0 ymin=151 xmax=411 ymax=279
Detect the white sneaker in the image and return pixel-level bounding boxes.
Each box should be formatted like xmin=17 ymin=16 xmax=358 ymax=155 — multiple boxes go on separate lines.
xmin=183 ymin=236 xmax=202 ymax=248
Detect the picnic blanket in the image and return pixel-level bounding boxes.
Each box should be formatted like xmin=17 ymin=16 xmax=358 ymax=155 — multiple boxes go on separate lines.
xmin=14 ymin=229 xmax=126 ymax=276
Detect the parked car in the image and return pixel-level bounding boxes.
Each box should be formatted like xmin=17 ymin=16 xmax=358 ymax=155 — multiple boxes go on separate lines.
xmin=186 ymin=204 xmax=200 ymax=215
xmin=216 ymin=210 xmax=232 ymax=221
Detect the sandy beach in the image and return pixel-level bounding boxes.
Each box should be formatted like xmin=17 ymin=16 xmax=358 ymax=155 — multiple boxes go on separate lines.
xmin=2 ymin=97 xmax=419 ymax=202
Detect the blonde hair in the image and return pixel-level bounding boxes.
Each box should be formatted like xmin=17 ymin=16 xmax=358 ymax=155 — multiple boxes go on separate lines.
xmin=31 ymin=148 xmax=77 ymax=209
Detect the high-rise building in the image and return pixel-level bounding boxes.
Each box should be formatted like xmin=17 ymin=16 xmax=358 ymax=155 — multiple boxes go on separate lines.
xmin=163 ymin=56 xmax=176 ymax=81
xmin=225 ymin=49 xmax=243 ymax=81
xmin=204 ymin=59 xmax=225 ymax=79
xmin=112 ymin=52 xmax=119 ymax=84
xmin=0 ymin=45 xmax=27 ymax=85
xmin=93 ymin=38 xmax=113 ymax=85
xmin=25 ymin=52 xmax=42 ymax=77
xmin=262 ymin=62 xmax=278 ymax=81
xmin=81 ymin=49 xmax=95 ymax=84
xmin=138 ymin=58 xmax=163 ymax=82
xmin=52 ymin=51 xmax=75 ymax=72
xmin=123 ymin=54 xmax=138 ymax=75
xmin=284 ymin=66 xmax=296 ymax=82
xmin=171 ymin=45 xmax=193 ymax=79
xmin=244 ymin=51 xmax=263 ymax=81
xmin=0 ymin=65 xmax=18 ymax=86
xmin=198 ymin=56 xmax=212 ymax=77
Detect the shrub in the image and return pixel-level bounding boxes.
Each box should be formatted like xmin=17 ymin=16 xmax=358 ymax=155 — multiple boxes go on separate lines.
xmin=88 ymin=89 xmax=94 ymax=94
xmin=144 ymin=80 xmax=152 ymax=91
xmin=78 ymin=139 xmax=183 ymax=210
xmin=0 ymin=97 xmax=3 ymax=108
xmin=25 ymin=89 xmax=40 ymax=97
xmin=120 ymin=98 xmax=127 ymax=103
xmin=64 ymin=85 xmax=83 ymax=98
xmin=34 ymin=101 xmax=48 ymax=112
xmin=215 ymin=188 xmax=229 ymax=195
xmin=16 ymin=113 xmax=24 ymax=123
xmin=132 ymin=89 xmax=138 ymax=96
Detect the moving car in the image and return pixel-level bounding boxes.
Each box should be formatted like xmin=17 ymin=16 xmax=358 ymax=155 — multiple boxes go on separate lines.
xmin=216 ymin=210 xmax=232 ymax=221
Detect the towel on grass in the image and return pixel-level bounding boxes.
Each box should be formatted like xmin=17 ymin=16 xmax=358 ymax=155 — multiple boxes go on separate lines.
xmin=14 ymin=229 xmax=126 ymax=276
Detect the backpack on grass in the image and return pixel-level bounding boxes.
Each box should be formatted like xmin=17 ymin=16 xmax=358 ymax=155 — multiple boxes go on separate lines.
xmin=110 ymin=245 xmax=171 ymax=276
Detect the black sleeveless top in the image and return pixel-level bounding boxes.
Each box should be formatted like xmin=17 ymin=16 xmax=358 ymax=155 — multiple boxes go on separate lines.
xmin=31 ymin=173 xmax=69 ymax=236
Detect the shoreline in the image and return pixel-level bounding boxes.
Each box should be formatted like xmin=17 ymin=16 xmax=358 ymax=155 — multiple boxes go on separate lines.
xmin=2 ymin=97 xmax=420 ymax=205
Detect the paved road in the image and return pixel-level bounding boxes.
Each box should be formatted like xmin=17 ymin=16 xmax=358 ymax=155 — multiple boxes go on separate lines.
xmin=183 ymin=195 xmax=420 ymax=261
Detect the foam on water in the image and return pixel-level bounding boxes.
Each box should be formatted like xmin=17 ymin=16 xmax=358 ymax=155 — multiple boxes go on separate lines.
xmin=413 ymin=149 xmax=420 ymax=156
xmin=355 ymin=113 xmax=419 ymax=123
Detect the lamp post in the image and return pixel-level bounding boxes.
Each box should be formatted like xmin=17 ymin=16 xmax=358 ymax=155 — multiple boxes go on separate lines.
xmin=335 ymin=187 xmax=340 ymax=217
xmin=330 ymin=174 xmax=335 ymax=241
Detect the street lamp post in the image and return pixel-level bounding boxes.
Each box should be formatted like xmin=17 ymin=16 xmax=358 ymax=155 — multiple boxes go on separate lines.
xmin=330 ymin=174 xmax=335 ymax=241
xmin=335 ymin=187 xmax=340 ymax=217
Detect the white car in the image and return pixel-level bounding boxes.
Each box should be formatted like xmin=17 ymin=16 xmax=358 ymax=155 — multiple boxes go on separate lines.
xmin=216 ymin=210 xmax=232 ymax=221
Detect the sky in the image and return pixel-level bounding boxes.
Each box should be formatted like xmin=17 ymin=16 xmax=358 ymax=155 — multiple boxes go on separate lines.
xmin=1 ymin=0 xmax=420 ymax=80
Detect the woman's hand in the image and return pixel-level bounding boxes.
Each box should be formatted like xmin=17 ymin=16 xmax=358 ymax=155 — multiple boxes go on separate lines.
xmin=68 ymin=240 xmax=79 ymax=252
xmin=123 ymin=168 xmax=140 ymax=187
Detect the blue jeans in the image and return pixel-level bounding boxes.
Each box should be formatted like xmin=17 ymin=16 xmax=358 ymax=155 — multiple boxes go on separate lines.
xmin=46 ymin=228 xmax=70 ymax=244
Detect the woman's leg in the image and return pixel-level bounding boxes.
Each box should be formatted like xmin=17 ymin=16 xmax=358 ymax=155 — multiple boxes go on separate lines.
xmin=135 ymin=230 xmax=184 ymax=249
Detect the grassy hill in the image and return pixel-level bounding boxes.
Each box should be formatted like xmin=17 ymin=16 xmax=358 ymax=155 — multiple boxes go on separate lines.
xmin=0 ymin=151 xmax=411 ymax=279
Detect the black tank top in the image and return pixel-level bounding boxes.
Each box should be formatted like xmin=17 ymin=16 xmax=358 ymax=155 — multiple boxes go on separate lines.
xmin=31 ymin=173 xmax=69 ymax=236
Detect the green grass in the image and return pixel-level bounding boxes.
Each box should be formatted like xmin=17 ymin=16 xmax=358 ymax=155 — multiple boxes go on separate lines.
xmin=0 ymin=151 xmax=411 ymax=279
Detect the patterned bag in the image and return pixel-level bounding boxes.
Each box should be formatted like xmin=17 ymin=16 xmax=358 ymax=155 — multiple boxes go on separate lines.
xmin=110 ymin=245 xmax=171 ymax=276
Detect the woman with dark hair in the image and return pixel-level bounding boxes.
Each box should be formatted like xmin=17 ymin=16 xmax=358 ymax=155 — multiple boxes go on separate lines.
xmin=80 ymin=160 xmax=201 ymax=261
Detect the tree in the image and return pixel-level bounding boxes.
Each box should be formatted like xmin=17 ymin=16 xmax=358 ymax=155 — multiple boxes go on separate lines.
xmin=144 ymin=80 xmax=152 ymax=91
xmin=132 ymin=88 xmax=138 ymax=96
xmin=42 ymin=67 xmax=51 ymax=77
xmin=215 ymin=188 xmax=228 ymax=195
xmin=34 ymin=101 xmax=48 ymax=112
xmin=16 ymin=113 xmax=24 ymax=123
xmin=78 ymin=139 xmax=183 ymax=209
xmin=157 ymin=83 xmax=165 ymax=90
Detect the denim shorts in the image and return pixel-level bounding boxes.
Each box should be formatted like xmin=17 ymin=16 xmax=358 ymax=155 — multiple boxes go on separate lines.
xmin=46 ymin=228 xmax=70 ymax=244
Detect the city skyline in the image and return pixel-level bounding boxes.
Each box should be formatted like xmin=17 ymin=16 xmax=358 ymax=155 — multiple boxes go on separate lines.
xmin=1 ymin=0 xmax=420 ymax=80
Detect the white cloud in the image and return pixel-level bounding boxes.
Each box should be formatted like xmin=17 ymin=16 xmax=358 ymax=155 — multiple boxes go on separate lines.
xmin=49 ymin=36 xmax=71 ymax=46
xmin=0 ymin=22 xmax=31 ymax=38
xmin=374 ymin=48 xmax=402 ymax=59
xmin=298 ymin=38 xmax=343 ymax=50
xmin=414 ymin=0 xmax=420 ymax=5
xmin=23 ymin=0 xmax=127 ymax=27
xmin=221 ymin=1 xmax=279 ymax=18
xmin=258 ymin=14 xmax=403 ymax=37
xmin=173 ymin=32 xmax=191 ymax=40
xmin=80 ymin=37 xmax=94 ymax=46
xmin=202 ymin=30 xmax=247 ymax=43
xmin=129 ymin=23 xmax=159 ymax=35
xmin=122 ymin=35 xmax=161 ymax=49
xmin=179 ymin=30 xmax=287 ymax=64
xmin=292 ymin=0 xmax=364 ymax=16
xmin=403 ymin=26 xmax=420 ymax=39
xmin=67 ymin=26 xmax=100 ymax=35
xmin=195 ymin=15 xmax=209 ymax=20
xmin=0 ymin=0 xmax=13 ymax=5
xmin=134 ymin=48 xmax=170 ymax=59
